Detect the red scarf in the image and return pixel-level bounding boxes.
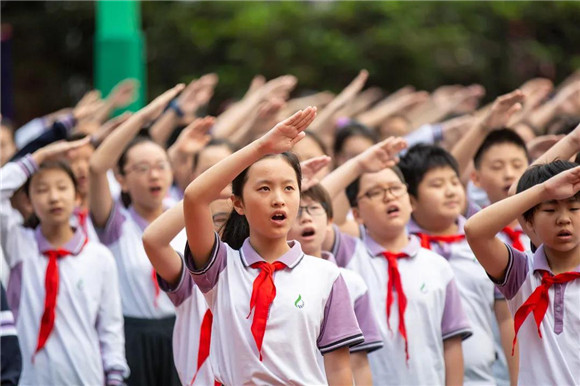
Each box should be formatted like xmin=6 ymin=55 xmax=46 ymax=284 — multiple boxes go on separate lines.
xmin=502 ymin=227 xmax=525 ymax=252
xmin=76 ymin=208 xmax=89 ymax=238
xmin=382 ymin=251 xmax=410 ymax=361
xmin=246 ymin=261 xmax=285 ymax=361
xmin=512 ymin=270 xmax=580 ymax=355
xmin=416 ymin=233 xmax=465 ymax=250
xmin=151 ymin=269 xmax=161 ymax=307
xmin=190 ymin=309 xmax=213 ymax=386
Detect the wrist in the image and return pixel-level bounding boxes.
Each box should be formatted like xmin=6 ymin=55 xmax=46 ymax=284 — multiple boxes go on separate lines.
xmin=168 ymin=99 xmax=185 ymax=118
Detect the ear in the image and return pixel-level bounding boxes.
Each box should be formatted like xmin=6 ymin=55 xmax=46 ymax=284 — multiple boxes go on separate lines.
xmin=471 ymin=169 xmax=482 ymax=188
xmin=232 ymin=195 xmax=245 ymax=216
xmin=115 ymin=172 xmax=129 ymax=193
xmin=352 ymin=207 xmax=364 ymax=225
xmin=409 ymin=194 xmax=418 ymax=211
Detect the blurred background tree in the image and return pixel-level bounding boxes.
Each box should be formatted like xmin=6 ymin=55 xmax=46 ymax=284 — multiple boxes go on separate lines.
xmin=1 ymin=1 xmax=579 ymax=125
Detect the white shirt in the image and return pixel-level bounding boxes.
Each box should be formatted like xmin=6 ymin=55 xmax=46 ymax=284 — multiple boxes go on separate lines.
xmin=1 ymin=156 xmax=128 ymax=385
xmin=495 ymin=244 xmax=580 ymax=385
xmin=333 ymin=228 xmax=471 ymax=385
xmin=185 ymin=234 xmax=363 ymax=385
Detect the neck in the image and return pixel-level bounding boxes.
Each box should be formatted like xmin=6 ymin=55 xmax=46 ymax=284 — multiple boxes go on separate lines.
xmin=40 ymin=222 xmax=75 ymax=249
xmin=413 ymin=214 xmax=459 ymax=235
xmin=321 ymin=226 xmax=335 ymax=254
xmin=78 ymin=192 xmax=88 ymax=210
xmin=304 ymin=246 xmax=322 ymax=258
xmin=368 ymin=227 xmax=409 ymax=252
xmin=543 ymin=244 xmax=580 ymax=275
xmin=249 ymin=233 xmax=291 ymax=263
xmin=133 ymin=202 xmax=164 ymax=223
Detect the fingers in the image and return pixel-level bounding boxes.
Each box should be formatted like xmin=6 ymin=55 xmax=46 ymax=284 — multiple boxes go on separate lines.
xmin=496 ymin=89 xmax=525 ymax=110
xmin=294 ymin=106 xmax=317 ymax=130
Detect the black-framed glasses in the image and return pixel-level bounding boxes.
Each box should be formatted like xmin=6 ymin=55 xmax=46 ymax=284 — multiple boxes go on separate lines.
xmin=297 ymin=204 xmax=326 ymax=218
xmin=357 ymin=183 xmax=408 ymax=203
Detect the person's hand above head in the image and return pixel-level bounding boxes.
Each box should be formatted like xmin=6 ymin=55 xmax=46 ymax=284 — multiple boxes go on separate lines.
xmin=478 ymin=89 xmax=525 ymax=132
xmin=300 ymin=155 xmax=332 ymax=192
xmin=526 ymin=134 xmax=565 ymax=161
xmin=355 ymin=136 xmax=407 ymax=173
xmin=108 ymin=79 xmax=139 ymax=109
xmin=32 ymin=137 xmax=91 ymax=165
xmin=542 ymin=165 xmax=580 ymax=201
xmin=176 ymin=73 xmax=219 ymax=115
xmin=170 ymin=116 xmax=215 ymax=156
xmin=89 ymin=112 xmax=133 ymax=147
xmin=73 ymin=92 xmax=106 ymax=123
xmin=137 ymin=84 xmax=185 ymax=122
xmin=257 ymin=106 xmax=317 ymax=155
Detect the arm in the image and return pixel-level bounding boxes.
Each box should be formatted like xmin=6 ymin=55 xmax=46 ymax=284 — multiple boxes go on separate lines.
xmin=89 ymin=84 xmax=185 ymax=227
xmin=184 ymin=107 xmax=317 ymax=268
xmin=349 ymin=352 xmax=372 ymax=386
xmin=92 ymin=79 xmax=139 ymax=124
xmin=10 ymin=115 xmax=76 ymax=161
xmin=494 ymin=300 xmax=519 ymax=386
xmin=142 ymin=201 xmax=185 ymax=286
xmin=323 ymin=347 xmax=354 ymax=386
xmin=465 ymin=165 xmax=580 ymax=280
xmin=443 ymin=336 xmax=463 ymax=386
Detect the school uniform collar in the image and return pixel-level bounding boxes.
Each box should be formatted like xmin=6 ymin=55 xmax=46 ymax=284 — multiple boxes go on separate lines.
xmin=532 ymin=244 xmax=580 ymax=274
xmin=363 ymin=230 xmax=420 ymax=258
xmin=128 ymin=206 xmax=150 ymax=232
xmin=321 ymin=250 xmax=337 ymax=264
xmin=407 ymin=215 xmax=467 ymax=236
xmin=240 ymin=238 xmax=304 ymax=269
xmin=35 ymin=226 xmax=86 ymax=256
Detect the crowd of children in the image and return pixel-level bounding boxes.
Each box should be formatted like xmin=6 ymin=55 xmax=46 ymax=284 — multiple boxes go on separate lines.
xmin=1 ymin=69 xmax=580 ymax=385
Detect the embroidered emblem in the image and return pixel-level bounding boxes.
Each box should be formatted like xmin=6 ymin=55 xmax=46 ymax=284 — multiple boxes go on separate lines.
xmin=77 ymin=279 xmax=84 ymax=291
xmin=294 ymin=294 xmax=304 ymax=309
xmin=420 ymin=282 xmax=428 ymax=293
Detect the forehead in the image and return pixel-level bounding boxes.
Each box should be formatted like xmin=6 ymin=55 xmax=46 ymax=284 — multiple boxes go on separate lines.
xmin=422 ymin=166 xmax=458 ymax=181
xmin=359 ymin=168 xmax=401 ymax=190
xmin=126 ymin=142 xmax=167 ymax=163
xmin=343 ymin=135 xmax=373 ymax=149
xmin=246 ymin=157 xmax=297 ymax=184
xmin=198 ymin=145 xmax=233 ymax=166
xmin=30 ymin=168 xmax=74 ymax=185
xmin=209 ymin=198 xmax=232 ymax=215
xmin=293 ymin=136 xmax=325 ymax=160
xmin=70 ymin=144 xmax=94 ymax=160
xmin=481 ymin=143 xmax=528 ymax=163
xmin=300 ymin=196 xmax=320 ymax=206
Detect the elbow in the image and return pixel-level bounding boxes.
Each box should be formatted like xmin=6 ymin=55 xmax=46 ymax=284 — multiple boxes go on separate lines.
xmin=463 ymin=218 xmax=475 ymax=243
xmin=142 ymin=228 xmax=157 ymax=251
xmin=89 ymin=158 xmax=107 ymax=175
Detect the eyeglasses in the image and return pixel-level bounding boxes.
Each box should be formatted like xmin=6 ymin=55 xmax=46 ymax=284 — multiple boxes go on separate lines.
xmin=297 ymin=204 xmax=326 ymax=218
xmin=125 ymin=161 xmax=171 ymax=175
xmin=357 ymin=183 xmax=407 ymax=203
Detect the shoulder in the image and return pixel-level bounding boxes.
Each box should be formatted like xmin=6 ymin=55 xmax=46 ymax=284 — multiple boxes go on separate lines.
xmin=414 ymin=247 xmax=455 ymax=278
xmin=339 ymin=267 xmax=368 ymax=300
xmin=298 ymin=254 xmax=341 ymax=282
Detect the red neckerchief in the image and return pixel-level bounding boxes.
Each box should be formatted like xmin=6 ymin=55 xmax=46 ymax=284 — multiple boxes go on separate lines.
xmin=382 ymin=251 xmax=410 ymax=361
xmin=502 ymin=227 xmax=525 ymax=252
xmin=416 ymin=233 xmax=465 ymax=250
xmin=190 ymin=309 xmax=213 ymax=385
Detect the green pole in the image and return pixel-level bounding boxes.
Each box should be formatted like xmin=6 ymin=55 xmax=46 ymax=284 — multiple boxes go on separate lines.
xmin=95 ymin=0 xmax=145 ymax=113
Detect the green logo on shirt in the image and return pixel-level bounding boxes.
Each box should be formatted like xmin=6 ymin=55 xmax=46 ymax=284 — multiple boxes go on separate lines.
xmin=420 ymin=283 xmax=428 ymax=293
xmin=294 ymin=294 xmax=304 ymax=309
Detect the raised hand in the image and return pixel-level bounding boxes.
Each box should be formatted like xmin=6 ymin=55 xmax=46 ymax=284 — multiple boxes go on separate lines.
xmin=300 ymin=155 xmax=332 ymax=192
xmin=177 ymin=74 xmax=219 ymax=114
xmin=32 ymin=136 xmax=91 ymax=165
xmin=171 ymin=116 xmax=215 ymax=156
xmin=138 ymin=84 xmax=185 ymax=122
xmin=90 ymin=112 xmax=133 ymax=146
xmin=355 ymin=136 xmax=407 ymax=173
xmin=527 ymin=134 xmax=564 ymax=160
xmin=257 ymin=107 xmax=317 ymax=155
xmin=479 ymin=90 xmax=525 ymax=131
xmin=543 ymin=165 xmax=580 ymax=201
xmin=108 ymin=79 xmax=139 ymax=109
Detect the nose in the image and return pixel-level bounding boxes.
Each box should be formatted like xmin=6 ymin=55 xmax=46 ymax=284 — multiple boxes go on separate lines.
xmin=504 ymin=166 xmax=516 ymax=180
xmin=48 ymin=187 xmax=59 ymax=202
xmin=556 ymin=209 xmax=572 ymax=225
xmin=271 ymin=189 xmax=285 ymax=207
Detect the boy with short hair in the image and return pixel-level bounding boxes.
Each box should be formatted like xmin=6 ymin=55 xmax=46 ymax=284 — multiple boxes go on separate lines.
xmin=399 ymin=143 xmax=517 ymax=385
xmin=465 ymin=160 xmax=580 ymax=385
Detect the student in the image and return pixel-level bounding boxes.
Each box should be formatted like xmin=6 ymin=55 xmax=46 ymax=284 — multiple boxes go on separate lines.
xmin=398 ymin=144 xmax=516 ymax=385
xmin=89 ymin=84 xmax=185 ymax=386
xmin=322 ymin=138 xmax=471 ymax=385
xmin=183 ymin=107 xmax=364 ymax=385
xmin=465 ymin=161 xmax=580 ymax=385
xmin=287 ymin=183 xmax=383 ymax=386
xmin=0 ymin=139 xmax=128 ymax=385
xmin=472 ymin=129 xmax=532 ymax=252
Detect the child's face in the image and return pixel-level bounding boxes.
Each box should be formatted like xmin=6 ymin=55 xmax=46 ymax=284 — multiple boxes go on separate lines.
xmin=336 ymin=135 xmax=374 ymax=166
xmin=67 ymin=143 xmax=94 ymax=198
xmin=472 ymin=143 xmax=528 ymax=204
xmin=28 ymin=168 xmax=78 ymax=226
xmin=118 ymin=142 xmax=173 ymax=211
xmin=411 ymin=166 xmax=465 ymax=227
xmin=210 ymin=198 xmax=233 ymax=235
xmin=379 ymin=116 xmax=410 ymax=139
xmin=529 ymin=197 xmax=580 ymax=252
xmin=193 ymin=145 xmax=233 ymax=178
xmin=287 ymin=197 xmax=329 ymax=256
xmin=354 ymin=168 xmax=412 ymax=237
xmin=234 ymin=157 xmax=300 ymax=242
xmin=292 ymin=136 xmax=329 ymax=179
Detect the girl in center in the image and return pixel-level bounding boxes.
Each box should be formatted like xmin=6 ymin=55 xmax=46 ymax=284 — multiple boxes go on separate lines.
xmin=183 ymin=107 xmax=363 ymax=385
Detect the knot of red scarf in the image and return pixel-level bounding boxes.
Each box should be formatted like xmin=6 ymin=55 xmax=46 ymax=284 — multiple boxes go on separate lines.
xmin=246 ymin=261 xmax=286 ymax=361
xmin=512 ymin=270 xmax=580 ymax=355
xmin=416 ymin=233 xmax=465 ymax=250
xmin=35 ymin=248 xmax=72 ymax=357
xmin=502 ymin=227 xmax=525 ymax=252
xmin=382 ymin=251 xmax=410 ymax=361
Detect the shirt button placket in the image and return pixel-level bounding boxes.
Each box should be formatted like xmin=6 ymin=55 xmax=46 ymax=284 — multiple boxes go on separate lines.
xmin=553 ymin=284 xmax=564 ymax=334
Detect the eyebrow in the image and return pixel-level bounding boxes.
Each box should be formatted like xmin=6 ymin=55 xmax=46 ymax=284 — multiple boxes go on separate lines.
xmin=254 ymin=179 xmax=297 ymax=185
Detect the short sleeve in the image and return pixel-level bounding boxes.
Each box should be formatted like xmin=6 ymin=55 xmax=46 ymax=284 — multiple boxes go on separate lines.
xmin=330 ymin=225 xmax=359 ymax=268
xmin=317 ymin=274 xmax=364 ymax=354
xmin=184 ymin=232 xmax=228 ymax=293
xmin=94 ymin=201 xmax=126 ymax=246
xmin=350 ymin=291 xmax=383 ymax=353
xmin=489 ymin=244 xmax=529 ymax=300
xmin=156 ymin=255 xmax=194 ymax=307
xmin=441 ymin=278 xmax=473 ymax=341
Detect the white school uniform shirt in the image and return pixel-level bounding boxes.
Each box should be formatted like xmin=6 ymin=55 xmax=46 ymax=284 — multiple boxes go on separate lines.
xmin=332 ymin=227 xmax=472 ymax=385
xmin=409 ymin=216 xmax=499 ymax=385
xmin=95 ymin=201 xmax=186 ymax=318
xmin=157 ymin=257 xmax=213 ymax=386
xmin=184 ymin=234 xmax=364 ymax=385
xmin=495 ymin=244 xmax=580 ymax=385
xmin=0 ymin=156 xmax=128 ymax=385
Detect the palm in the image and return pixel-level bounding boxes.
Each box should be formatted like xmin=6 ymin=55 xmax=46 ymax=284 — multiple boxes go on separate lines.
xmin=544 ymin=166 xmax=580 ymax=200
xmin=259 ymin=107 xmax=317 ymax=154
xmin=358 ymin=137 xmax=407 ymax=173
xmin=482 ymin=90 xmax=524 ymax=131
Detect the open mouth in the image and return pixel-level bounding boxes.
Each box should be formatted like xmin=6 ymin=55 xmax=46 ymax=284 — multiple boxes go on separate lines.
xmin=271 ymin=212 xmax=287 ymax=225
xmin=49 ymin=207 xmax=63 ymax=214
xmin=149 ymin=186 xmax=162 ymax=195
xmin=557 ymin=230 xmax=572 ymax=238
xmin=387 ymin=206 xmax=400 ymax=215
xmin=301 ymin=227 xmax=316 ymax=238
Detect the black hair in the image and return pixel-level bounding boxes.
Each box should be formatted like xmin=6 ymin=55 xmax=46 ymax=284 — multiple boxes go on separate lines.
xmin=303 ymin=130 xmax=328 ymax=156
xmin=517 ymin=160 xmax=578 ymax=223
xmin=23 ymin=160 xmax=79 ymax=228
xmin=221 ymin=152 xmax=302 ymax=250
xmin=547 ymin=115 xmax=580 ymax=136
xmin=333 ymin=121 xmax=378 ymax=156
xmin=473 ymin=128 xmax=530 ymax=169
xmin=345 ymin=166 xmax=406 ymax=208
xmin=116 ymin=135 xmax=157 ymax=207
xmin=192 ymin=138 xmax=237 ymax=173
xmin=302 ymin=184 xmax=333 ymax=219
xmin=398 ymin=144 xmax=460 ymax=198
